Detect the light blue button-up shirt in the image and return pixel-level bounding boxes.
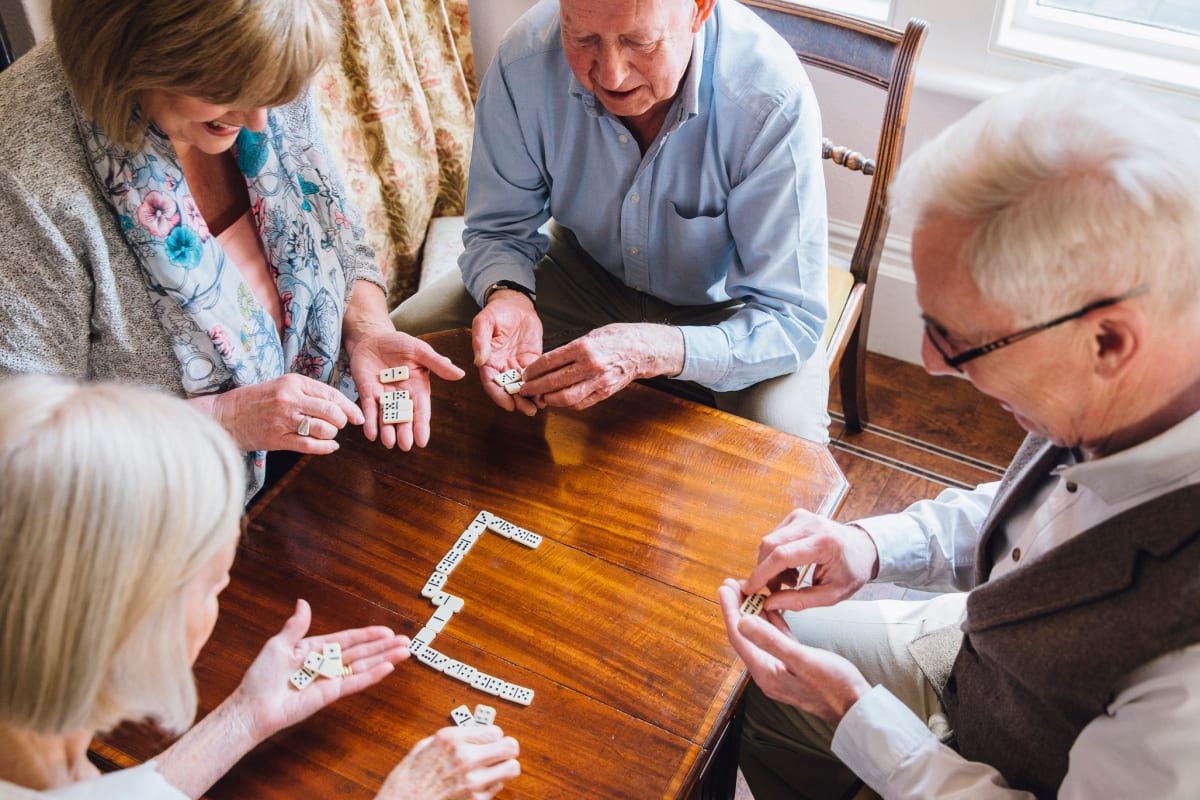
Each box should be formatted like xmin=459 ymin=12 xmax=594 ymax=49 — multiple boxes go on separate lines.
xmin=460 ymin=0 xmax=828 ymax=391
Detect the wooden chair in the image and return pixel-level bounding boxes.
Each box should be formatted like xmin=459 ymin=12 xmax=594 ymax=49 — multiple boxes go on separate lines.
xmin=742 ymin=0 xmax=928 ymax=433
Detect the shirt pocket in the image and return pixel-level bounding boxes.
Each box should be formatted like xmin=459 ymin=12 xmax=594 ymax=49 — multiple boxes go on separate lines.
xmin=662 ymin=201 xmax=734 ymax=281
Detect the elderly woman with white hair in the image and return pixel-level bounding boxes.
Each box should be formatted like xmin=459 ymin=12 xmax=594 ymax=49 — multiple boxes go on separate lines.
xmin=0 ymin=0 xmax=465 ymax=499
xmin=0 ymin=375 xmax=520 ymax=798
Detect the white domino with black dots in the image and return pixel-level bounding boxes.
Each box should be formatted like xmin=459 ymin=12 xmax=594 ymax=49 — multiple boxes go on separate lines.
xmin=380 ymin=365 xmax=410 ymax=383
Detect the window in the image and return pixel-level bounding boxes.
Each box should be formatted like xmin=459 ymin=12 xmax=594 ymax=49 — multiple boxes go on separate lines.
xmin=1038 ymin=1 xmax=1200 ymax=38
xmin=992 ymin=0 xmax=1200 ymax=95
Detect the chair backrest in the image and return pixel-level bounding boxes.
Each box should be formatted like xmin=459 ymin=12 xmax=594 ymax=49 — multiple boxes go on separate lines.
xmin=740 ymin=0 xmax=927 ymax=432
xmin=741 ymin=0 xmax=927 ymax=291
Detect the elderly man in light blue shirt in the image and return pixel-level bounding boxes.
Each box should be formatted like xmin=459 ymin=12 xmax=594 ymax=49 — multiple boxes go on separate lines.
xmin=393 ymin=0 xmax=830 ymax=441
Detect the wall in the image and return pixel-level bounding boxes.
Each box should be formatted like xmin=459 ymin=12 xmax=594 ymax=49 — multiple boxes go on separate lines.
xmin=466 ymin=0 xmax=966 ymax=365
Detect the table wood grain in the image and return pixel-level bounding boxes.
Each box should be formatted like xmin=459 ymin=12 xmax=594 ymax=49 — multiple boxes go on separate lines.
xmin=94 ymin=329 xmax=847 ymax=799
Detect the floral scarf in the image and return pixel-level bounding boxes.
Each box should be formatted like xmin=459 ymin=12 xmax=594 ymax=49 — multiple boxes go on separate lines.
xmin=74 ymin=99 xmax=359 ymax=497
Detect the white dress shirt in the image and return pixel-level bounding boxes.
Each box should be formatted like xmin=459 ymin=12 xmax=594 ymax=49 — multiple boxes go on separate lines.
xmin=834 ymin=410 xmax=1200 ymax=798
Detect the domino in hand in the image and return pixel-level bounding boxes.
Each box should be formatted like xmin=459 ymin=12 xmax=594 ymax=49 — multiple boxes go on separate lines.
xmin=492 ymin=368 xmax=523 ymax=387
xmin=382 ymin=397 xmax=413 ymax=425
xmin=739 ymin=591 xmax=769 ymax=617
xmin=317 ymin=643 xmax=344 ymax=679
xmin=289 ymin=667 xmax=316 ymax=690
xmin=380 ymin=366 xmax=410 ymax=383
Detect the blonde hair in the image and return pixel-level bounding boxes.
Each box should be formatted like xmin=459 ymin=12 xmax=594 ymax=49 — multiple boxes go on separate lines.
xmin=0 ymin=376 xmax=244 ymax=735
xmin=893 ymin=71 xmax=1200 ymax=324
xmin=52 ymin=0 xmax=342 ymax=149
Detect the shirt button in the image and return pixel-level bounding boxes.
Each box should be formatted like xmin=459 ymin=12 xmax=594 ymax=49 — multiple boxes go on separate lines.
xmin=1065 ymin=481 xmax=1078 ymax=493
xmin=618 ymin=134 xmax=629 ymax=144
xmin=628 ymin=247 xmax=639 ymax=256
xmin=1012 ymin=547 xmax=1022 ymax=562
xmin=630 ymin=194 xmax=640 ymax=203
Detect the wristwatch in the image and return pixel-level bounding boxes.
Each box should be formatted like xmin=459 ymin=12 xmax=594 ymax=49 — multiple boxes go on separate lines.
xmin=484 ymin=280 xmax=537 ymax=306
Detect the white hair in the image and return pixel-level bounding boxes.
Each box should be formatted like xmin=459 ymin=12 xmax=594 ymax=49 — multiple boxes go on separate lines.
xmin=0 ymin=376 xmax=244 ymax=735
xmin=893 ymin=70 xmax=1200 ymax=324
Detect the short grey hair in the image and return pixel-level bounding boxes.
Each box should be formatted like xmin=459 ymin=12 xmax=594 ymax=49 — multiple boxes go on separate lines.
xmin=53 ymin=0 xmax=342 ymax=149
xmin=893 ymin=70 xmax=1200 ymax=324
xmin=0 ymin=376 xmax=244 ymax=735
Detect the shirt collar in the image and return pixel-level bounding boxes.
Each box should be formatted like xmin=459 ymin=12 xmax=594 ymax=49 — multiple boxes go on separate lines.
xmin=1053 ymin=408 xmax=1200 ymax=503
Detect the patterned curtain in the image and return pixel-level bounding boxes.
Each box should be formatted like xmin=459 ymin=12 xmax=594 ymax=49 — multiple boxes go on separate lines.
xmin=314 ymin=0 xmax=476 ymax=307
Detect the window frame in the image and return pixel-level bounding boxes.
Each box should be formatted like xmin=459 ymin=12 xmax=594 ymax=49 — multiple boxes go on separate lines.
xmin=991 ymin=0 xmax=1200 ymax=96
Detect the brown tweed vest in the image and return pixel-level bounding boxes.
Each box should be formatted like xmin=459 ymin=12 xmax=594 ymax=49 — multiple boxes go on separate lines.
xmin=940 ymin=436 xmax=1200 ymax=798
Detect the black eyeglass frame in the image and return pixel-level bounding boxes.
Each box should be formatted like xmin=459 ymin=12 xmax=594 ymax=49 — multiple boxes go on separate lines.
xmin=923 ymin=285 xmax=1148 ymax=373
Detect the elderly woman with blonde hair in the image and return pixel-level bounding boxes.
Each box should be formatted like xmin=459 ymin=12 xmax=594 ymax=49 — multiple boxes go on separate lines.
xmin=0 ymin=375 xmax=521 ymax=799
xmin=0 ymin=0 xmax=464 ymax=499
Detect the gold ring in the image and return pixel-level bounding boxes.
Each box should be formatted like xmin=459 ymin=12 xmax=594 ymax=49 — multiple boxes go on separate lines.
xmin=342 ymin=664 xmax=353 ymax=677
xmin=296 ymin=415 xmax=312 ymax=437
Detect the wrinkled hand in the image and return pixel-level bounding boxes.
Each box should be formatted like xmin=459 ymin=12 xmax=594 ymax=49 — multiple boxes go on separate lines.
xmin=349 ymin=331 xmax=465 ymax=450
xmin=204 ymin=374 xmax=365 ymax=454
xmin=520 ymin=323 xmax=684 ymax=411
xmin=719 ymin=580 xmax=871 ymax=724
xmin=471 ymin=291 xmax=542 ymax=416
xmin=228 ymin=599 xmax=410 ymax=744
xmin=741 ymin=509 xmax=880 ymax=614
xmin=377 ymin=724 xmax=521 ymax=800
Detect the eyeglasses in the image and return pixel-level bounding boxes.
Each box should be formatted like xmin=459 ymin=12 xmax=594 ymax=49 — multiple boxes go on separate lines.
xmin=923 ymin=285 xmax=1148 ymax=373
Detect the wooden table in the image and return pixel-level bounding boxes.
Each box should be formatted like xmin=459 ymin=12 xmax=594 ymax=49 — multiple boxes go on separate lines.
xmin=94 ymin=329 xmax=847 ymax=799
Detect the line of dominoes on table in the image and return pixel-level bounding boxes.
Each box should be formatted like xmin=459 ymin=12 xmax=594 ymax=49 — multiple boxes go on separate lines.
xmin=409 ymin=510 xmax=540 ymax=707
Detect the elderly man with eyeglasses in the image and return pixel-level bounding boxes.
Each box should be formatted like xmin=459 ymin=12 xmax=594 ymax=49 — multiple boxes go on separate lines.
xmin=720 ymin=70 xmax=1200 ymax=800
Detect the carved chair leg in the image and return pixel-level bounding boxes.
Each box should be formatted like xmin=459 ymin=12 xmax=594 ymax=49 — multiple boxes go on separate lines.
xmin=839 ymin=327 xmax=869 ymax=433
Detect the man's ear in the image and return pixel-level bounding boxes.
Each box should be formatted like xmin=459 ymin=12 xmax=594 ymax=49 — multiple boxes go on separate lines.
xmin=1091 ymin=310 xmax=1140 ymax=379
xmin=693 ymin=0 xmax=717 ymax=30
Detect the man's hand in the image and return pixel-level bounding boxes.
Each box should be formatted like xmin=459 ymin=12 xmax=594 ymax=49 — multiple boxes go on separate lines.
xmin=471 ymin=290 xmax=543 ymax=415
xmin=720 ymin=580 xmax=871 ymax=724
xmin=520 ymin=323 xmax=684 ymax=411
xmin=349 ymin=331 xmax=465 ymax=450
xmin=742 ymin=509 xmax=881 ymax=614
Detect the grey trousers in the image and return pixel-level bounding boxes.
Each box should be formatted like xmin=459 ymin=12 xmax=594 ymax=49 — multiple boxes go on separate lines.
xmin=392 ymin=230 xmax=831 ymax=443
xmin=740 ymin=593 xmax=967 ymax=800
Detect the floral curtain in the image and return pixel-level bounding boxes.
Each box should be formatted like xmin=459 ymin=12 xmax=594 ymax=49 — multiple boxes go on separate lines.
xmin=314 ymin=0 xmax=476 ymax=306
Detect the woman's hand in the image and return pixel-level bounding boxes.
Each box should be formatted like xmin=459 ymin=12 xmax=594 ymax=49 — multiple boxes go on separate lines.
xmin=193 ymin=374 xmax=364 ymax=453
xmin=157 ymin=600 xmax=408 ymax=798
xmin=348 ymin=330 xmax=465 ymax=450
xmin=376 ymin=724 xmax=521 ymax=800
xmin=229 ymin=599 xmax=409 ymax=743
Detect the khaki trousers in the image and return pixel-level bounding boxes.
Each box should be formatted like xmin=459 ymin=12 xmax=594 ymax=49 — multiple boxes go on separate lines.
xmin=392 ymin=228 xmax=831 ymax=443
xmin=740 ymin=593 xmax=967 ymax=800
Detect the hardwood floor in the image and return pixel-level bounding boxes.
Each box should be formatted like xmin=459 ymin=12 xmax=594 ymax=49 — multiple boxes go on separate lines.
xmin=731 ymin=352 xmax=1026 ymax=800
